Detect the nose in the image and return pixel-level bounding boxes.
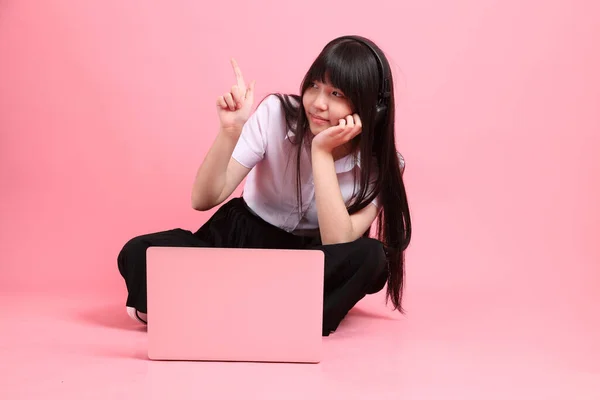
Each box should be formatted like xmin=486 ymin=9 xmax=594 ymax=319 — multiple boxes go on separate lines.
xmin=313 ymin=91 xmax=328 ymax=111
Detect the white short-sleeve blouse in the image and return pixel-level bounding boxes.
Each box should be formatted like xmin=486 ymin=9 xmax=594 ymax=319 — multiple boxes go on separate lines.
xmin=232 ymin=95 xmax=403 ymax=235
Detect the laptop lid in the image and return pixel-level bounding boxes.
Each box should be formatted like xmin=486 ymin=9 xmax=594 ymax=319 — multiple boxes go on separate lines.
xmin=146 ymin=246 xmax=324 ymax=363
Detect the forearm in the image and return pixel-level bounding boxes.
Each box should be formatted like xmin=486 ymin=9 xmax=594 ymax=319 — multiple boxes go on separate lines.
xmin=191 ymin=127 xmax=240 ymax=210
xmin=311 ymin=148 xmax=355 ymax=244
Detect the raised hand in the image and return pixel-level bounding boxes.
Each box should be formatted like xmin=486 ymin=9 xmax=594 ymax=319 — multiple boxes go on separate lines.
xmin=216 ymin=58 xmax=256 ymax=134
xmin=311 ymin=114 xmax=363 ymax=154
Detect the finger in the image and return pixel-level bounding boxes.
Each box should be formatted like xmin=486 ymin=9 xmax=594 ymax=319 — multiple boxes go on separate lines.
xmin=224 ymin=93 xmax=236 ymax=111
xmin=216 ymin=96 xmax=228 ymax=109
xmin=231 ymin=58 xmax=246 ymax=90
xmin=348 ymin=125 xmax=362 ymax=139
xmin=346 ymin=114 xmax=361 ymax=135
xmin=329 ymin=119 xmax=347 ymax=137
xmin=320 ymin=124 xmax=344 ymax=138
xmin=245 ymin=80 xmax=256 ymax=101
xmin=231 ymin=85 xmax=244 ymax=109
xmin=353 ymin=114 xmax=362 ymax=129
xmin=345 ymin=115 xmax=355 ymax=128
xmin=346 ymin=125 xmax=363 ymax=140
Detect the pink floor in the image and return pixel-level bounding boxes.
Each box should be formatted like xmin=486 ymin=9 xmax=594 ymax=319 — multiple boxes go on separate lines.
xmin=2 ymin=285 xmax=599 ymax=399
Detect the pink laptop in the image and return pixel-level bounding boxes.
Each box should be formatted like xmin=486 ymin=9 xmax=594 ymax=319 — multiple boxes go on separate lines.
xmin=146 ymin=246 xmax=324 ymax=363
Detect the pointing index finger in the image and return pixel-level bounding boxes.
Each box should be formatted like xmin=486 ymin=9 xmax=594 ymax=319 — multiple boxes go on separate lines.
xmin=231 ymin=58 xmax=246 ymax=90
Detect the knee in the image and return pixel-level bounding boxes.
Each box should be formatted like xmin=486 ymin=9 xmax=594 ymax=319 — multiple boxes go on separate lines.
xmin=117 ymin=235 xmax=150 ymax=270
xmin=354 ymin=238 xmax=387 ymax=275
xmin=356 ymin=237 xmax=386 ymax=261
xmin=119 ymin=235 xmax=142 ymax=257
xmin=352 ymin=238 xmax=388 ymax=293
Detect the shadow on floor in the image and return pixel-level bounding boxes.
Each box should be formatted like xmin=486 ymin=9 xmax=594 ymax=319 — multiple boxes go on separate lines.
xmin=75 ymin=302 xmax=147 ymax=332
xmin=347 ymin=304 xmax=402 ymax=321
xmin=74 ymin=298 xmax=400 ymax=337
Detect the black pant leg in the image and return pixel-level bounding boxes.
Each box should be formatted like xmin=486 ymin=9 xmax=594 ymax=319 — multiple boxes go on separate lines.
xmin=117 ymin=228 xmax=208 ymax=313
xmin=317 ymin=237 xmax=388 ymax=336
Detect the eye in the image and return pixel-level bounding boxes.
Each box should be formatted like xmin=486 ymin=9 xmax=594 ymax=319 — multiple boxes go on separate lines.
xmin=331 ymin=90 xmax=345 ymax=98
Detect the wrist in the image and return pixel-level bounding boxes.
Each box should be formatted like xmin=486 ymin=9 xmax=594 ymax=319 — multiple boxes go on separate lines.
xmin=311 ymin=139 xmax=334 ymax=156
xmin=219 ymin=125 xmax=243 ymax=140
xmin=311 ymin=146 xmax=334 ymax=165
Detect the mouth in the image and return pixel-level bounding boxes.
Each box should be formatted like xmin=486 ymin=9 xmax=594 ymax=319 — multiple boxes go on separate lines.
xmin=308 ymin=113 xmax=329 ymax=125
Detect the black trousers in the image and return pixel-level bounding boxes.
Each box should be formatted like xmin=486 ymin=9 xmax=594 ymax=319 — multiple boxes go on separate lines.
xmin=117 ymin=197 xmax=388 ymax=336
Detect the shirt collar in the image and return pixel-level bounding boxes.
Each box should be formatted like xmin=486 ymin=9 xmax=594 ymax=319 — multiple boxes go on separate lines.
xmin=334 ymin=152 xmax=360 ymax=173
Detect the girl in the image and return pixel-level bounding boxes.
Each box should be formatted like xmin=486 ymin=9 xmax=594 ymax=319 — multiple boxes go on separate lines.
xmin=117 ymin=35 xmax=411 ymax=336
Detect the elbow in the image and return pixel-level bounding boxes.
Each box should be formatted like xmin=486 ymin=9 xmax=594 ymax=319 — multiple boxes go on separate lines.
xmin=320 ymin=225 xmax=365 ymax=245
xmin=191 ymin=200 xmax=204 ymax=211
xmin=191 ymin=195 xmax=211 ymax=212
xmin=192 ymin=204 xmax=205 ymax=212
xmin=320 ymin=232 xmax=356 ymax=246
xmin=319 ymin=222 xmax=358 ymax=245
xmin=322 ymin=237 xmax=354 ymax=246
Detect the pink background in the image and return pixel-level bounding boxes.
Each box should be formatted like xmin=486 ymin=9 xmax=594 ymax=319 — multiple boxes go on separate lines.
xmin=1 ymin=1 xmax=599 ymax=397
xmin=1 ymin=0 xmax=599 ymax=355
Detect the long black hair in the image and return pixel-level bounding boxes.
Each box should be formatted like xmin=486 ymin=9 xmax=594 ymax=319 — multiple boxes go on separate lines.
xmin=273 ymin=36 xmax=411 ymax=312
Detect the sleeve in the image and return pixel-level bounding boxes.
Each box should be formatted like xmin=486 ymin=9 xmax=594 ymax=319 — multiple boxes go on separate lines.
xmin=231 ymin=95 xmax=277 ymax=169
xmin=398 ymin=152 xmax=406 ymax=174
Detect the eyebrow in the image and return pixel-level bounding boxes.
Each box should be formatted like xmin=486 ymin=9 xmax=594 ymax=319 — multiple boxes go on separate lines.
xmin=315 ymin=80 xmax=344 ymax=94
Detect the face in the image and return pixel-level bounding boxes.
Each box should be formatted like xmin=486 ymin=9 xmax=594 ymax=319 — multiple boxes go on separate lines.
xmin=302 ymin=79 xmax=354 ymax=135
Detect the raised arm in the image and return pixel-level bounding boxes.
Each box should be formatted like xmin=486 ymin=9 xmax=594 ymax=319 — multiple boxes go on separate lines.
xmin=191 ymin=59 xmax=256 ymax=211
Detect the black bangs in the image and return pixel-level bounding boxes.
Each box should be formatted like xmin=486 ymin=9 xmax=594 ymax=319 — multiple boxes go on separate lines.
xmin=302 ymin=40 xmax=380 ymax=105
